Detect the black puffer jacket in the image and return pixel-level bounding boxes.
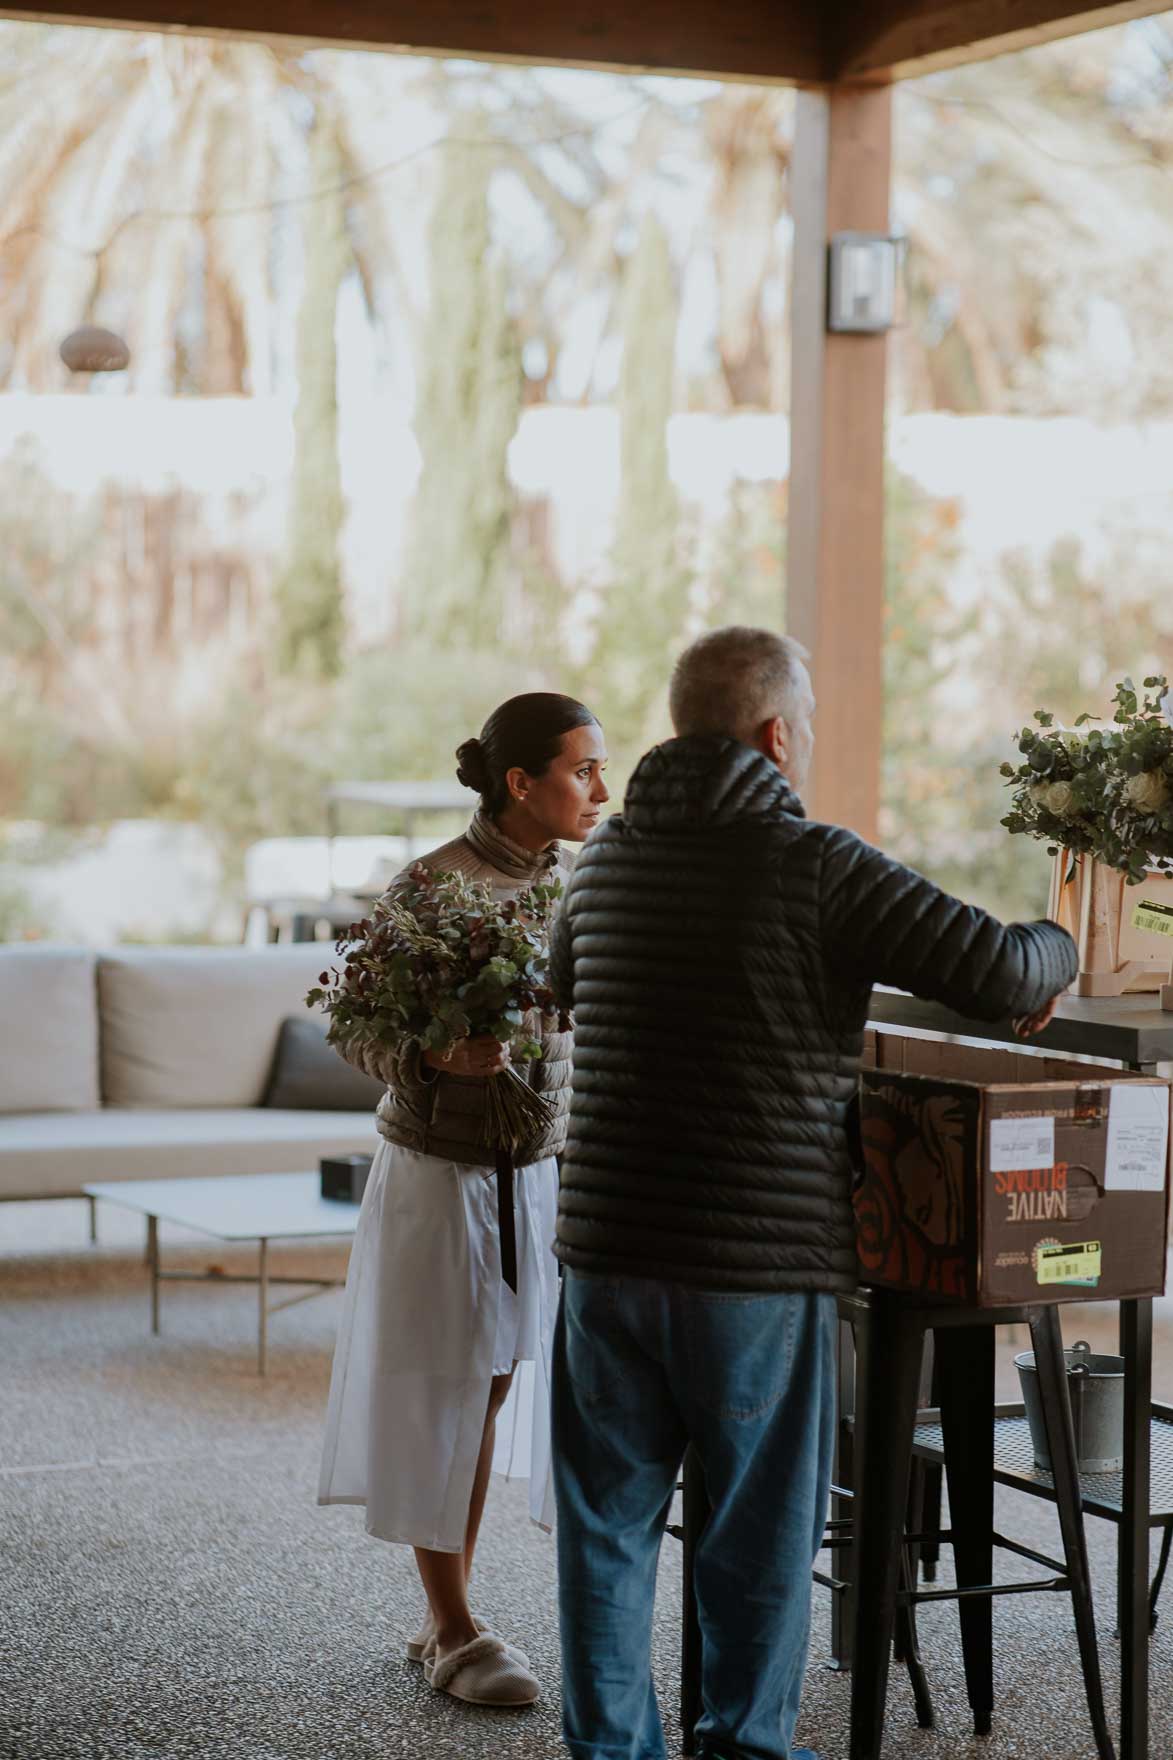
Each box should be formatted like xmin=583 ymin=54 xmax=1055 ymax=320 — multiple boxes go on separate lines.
xmin=550 ymin=735 xmax=1078 ymax=1293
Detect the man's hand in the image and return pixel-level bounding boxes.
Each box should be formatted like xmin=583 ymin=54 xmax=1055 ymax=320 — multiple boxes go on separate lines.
xmin=422 ymin=1035 xmax=510 ymax=1078
xmin=1012 ymin=994 xmax=1060 ymax=1039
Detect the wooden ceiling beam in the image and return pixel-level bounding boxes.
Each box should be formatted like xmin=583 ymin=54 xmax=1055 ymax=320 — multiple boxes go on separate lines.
xmin=0 ymin=1 xmax=828 ymax=82
xmin=833 ymin=0 xmax=1173 ymax=83
xmin=7 ymin=0 xmax=1167 ymax=85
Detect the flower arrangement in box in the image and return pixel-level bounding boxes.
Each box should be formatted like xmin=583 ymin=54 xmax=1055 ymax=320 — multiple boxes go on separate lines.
xmin=1000 ymin=676 xmax=1173 ymax=883
xmin=999 ymin=676 xmax=1173 ymax=998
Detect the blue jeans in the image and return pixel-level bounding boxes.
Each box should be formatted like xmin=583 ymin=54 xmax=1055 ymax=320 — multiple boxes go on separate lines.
xmin=552 ymin=1271 xmax=836 ymax=1760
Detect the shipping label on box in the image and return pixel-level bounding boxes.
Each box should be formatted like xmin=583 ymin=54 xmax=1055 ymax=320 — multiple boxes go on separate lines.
xmin=856 ymin=1054 xmax=1171 ymax=1307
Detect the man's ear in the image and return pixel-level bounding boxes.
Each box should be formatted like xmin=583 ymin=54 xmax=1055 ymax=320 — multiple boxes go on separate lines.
xmin=755 ymin=715 xmax=789 ymax=771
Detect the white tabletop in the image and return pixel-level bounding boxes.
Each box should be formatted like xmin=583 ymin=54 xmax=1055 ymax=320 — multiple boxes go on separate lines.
xmin=83 ymin=1172 xmax=362 ymax=1242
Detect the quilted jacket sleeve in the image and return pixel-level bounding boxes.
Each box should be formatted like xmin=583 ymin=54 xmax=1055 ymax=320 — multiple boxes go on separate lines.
xmin=328 ymin=1019 xmax=439 ymax=1096
xmin=818 ymin=826 xmax=1078 ymax=1020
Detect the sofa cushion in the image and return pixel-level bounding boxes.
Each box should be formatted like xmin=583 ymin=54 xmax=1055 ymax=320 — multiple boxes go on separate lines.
xmin=264 ymin=1017 xmax=385 ymax=1112
xmin=0 ymin=1107 xmax=378 ymax=1198
xmin=98 ymin=945 xmax=339 ymax=1108
xmin=0 ymin=946 xmax=100 ymax=1114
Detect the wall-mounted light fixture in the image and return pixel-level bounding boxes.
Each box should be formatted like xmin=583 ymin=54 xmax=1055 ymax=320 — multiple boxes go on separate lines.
xmin=827 ymin=232 xmax=903 ymax=334
xmin=59 ymin=327 xmax=130 ymax=373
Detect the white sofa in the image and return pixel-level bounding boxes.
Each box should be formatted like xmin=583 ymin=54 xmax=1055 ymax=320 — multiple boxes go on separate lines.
xmin=0 ymin=943 xmax=378 ymax=1205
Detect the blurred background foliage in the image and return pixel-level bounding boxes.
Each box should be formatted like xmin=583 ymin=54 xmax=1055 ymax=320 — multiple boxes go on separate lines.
xmin=4 ymin=17 xmax=1173 ymax=935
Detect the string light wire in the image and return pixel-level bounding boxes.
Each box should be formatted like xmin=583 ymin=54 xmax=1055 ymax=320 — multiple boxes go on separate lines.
xmin=0 ymin=94 xmax=653 ymax=262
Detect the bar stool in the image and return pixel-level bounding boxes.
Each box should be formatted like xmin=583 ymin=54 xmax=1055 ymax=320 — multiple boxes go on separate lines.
xmin=677 ymin=1291 xmax=1117 ymax=1760
xmin=847 ymin=1288 xmax=1116 ymax=1760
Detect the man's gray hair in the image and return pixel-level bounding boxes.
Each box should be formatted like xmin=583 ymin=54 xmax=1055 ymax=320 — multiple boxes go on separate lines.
xmin=669 ymin=626 xmax=810 ymax=742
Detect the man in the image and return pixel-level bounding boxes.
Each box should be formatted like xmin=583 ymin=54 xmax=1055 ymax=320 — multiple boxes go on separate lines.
xmin=548 ymin=626 xmax=1077 ymax=1760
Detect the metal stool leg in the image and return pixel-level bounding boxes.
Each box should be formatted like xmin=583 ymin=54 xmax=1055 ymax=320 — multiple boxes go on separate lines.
xmin=895 ymin=1450 xmax=935 ymax=1727
xmin=919 ymin=1463 xmax=943 ymax=1582
xmin=1119 ymin=1297 xmax=1152 ymax=1760
xmin=937 ymin=1324 xmax=995 ymax=1737
xmin=902 ymin=1333 xmax=936 ymax=1595
xmin=1149 ymin=1523 xmax=1173 ymax=1631
xmin=899 ymin=1458 xmax=927 ymax=1640
xmin=848 ymin=1293 xmax=926 ymax=1760
xmin=916 ymin=1339 xmax=942 ymax=1583
xmin=830 ymin=1314 xmax=857 ymax=1670
xmin=680 ymin=1445 xmax=709 ymax=1756
xmin=896 ymin=1546 xmax=935 ymax=1729
xmin=1030 ymin=1306 xmax=1117 ymax=1760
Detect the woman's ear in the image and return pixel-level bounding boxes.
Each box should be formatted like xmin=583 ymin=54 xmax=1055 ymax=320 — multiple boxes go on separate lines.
xmin=504 ymin=764 xmax=530 ymax=804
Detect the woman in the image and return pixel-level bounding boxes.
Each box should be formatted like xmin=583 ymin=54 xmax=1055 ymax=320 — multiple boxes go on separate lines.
xmin=318 ymin=692 xmax=608 ymax=1708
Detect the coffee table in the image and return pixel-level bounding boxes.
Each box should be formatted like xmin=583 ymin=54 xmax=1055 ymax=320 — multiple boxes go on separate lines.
xmin=84 ymin=1172 xmax=360 ymax=1375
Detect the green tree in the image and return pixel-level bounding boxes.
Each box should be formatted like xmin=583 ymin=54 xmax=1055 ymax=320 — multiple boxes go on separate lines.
xmin=168 ymin=672 xmax=335 ymax=880
xmin=400 ymin=130 xmax=521 ymax=648
xmin=702 ymin=479 xmax=786 ymax=630
xmin=0 ymin=441 xmax=98 ymax=697
xmin=588 ymin=215 xmax=692 ymax=757
xmin=272 ymin=113 xmax=348 ymax=679
xmin=879 ymin=494 xmax=1173 ymax=924
xmin=879 ymin=473 xmax=1013 ymax=908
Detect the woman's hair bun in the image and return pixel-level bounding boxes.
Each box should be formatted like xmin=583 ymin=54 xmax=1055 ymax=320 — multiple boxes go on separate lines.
xmin=455 ymin=736 xmax=489 ymax=795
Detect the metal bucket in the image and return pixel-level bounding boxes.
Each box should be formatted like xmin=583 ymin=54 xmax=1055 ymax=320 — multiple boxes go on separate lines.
xmin=1014 ymin=1339 xmax=1125 ymax=1474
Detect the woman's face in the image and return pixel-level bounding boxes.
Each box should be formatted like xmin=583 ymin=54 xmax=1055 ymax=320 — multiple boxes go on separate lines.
xmin=509 ymin=722 xmax=609 ymax=845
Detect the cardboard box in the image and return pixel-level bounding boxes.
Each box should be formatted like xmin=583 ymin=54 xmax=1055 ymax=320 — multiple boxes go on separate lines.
xmin=1048 ymin=851 xmax=1173 ymax=997
xmin=855 ymin=1032 xmax=1170 ymax=1306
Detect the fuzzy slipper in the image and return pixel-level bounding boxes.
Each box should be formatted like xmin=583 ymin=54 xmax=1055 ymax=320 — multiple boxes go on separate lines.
xmin=406 ymin=1613 xmax=529 ymax=1669
xmin=424 ymin=1633 xmax=540 ymax=1706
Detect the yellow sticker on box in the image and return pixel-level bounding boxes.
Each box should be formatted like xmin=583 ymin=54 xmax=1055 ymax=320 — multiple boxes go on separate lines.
xmin=1036 ymin=1240 xmax=1101 ymax=1285
xmin=1131 ymin=898 xmax=1173 ymax=939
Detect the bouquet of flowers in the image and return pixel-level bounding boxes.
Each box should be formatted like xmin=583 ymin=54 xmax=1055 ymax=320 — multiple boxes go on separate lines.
xmin=1000 ymin=675 xmax=1173 ymax=883
xmin=306 ymin=863 xmax=568 ymax=1150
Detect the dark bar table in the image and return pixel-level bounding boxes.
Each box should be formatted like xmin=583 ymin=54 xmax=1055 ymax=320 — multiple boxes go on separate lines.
xmin=855 ymin=987 xmax=1173 ymax=1760
xmin=866 ymin=988 xmax=1173 ymax=1076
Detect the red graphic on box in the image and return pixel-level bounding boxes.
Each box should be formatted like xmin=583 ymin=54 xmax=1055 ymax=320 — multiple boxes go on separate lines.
xmin=855 ymin=1082 xmax=975 ymax=1298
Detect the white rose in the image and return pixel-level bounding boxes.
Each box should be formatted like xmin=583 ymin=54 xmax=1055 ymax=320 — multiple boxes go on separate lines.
xmin=1162 ymin=690 xmax=1173 ymax=731
xmin=1028 ymin=782 xmax=1050 ymax=808
xmin=1042 ymin=781 xmax=1076 ymax=817
xmin=1124 ymin=769 xmax=1171 ymax=815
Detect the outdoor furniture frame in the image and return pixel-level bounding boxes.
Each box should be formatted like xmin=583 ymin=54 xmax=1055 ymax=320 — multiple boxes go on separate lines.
xmin=325 ymin=781 xmax=469 ymax=881
xmin=84 ymin=1172 xmax=359 ymax=1375
xmin=257 ymin=780 xmax=478 ymax=944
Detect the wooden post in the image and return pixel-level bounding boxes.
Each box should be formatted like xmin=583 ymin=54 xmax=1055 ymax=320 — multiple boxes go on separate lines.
xmin=788 ymin=82 xmax=892 ymax=842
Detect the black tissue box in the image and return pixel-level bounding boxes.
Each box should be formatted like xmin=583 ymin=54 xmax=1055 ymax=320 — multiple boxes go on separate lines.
xmin=320 ymin=1153 xmax=374 ymax=1204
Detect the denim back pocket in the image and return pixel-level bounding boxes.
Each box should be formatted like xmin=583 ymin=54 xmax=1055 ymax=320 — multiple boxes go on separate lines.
xmin=682 ymin=1289 xmax=798 ymax=1422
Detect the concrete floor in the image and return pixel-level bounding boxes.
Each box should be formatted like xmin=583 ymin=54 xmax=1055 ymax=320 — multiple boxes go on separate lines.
xmin=2 ymin=1196 xmax=1171 ymax=1760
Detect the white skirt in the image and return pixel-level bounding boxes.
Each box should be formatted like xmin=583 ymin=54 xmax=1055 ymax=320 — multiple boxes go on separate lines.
xmin=317 ymin=1138 xmax=560 ymax=1552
